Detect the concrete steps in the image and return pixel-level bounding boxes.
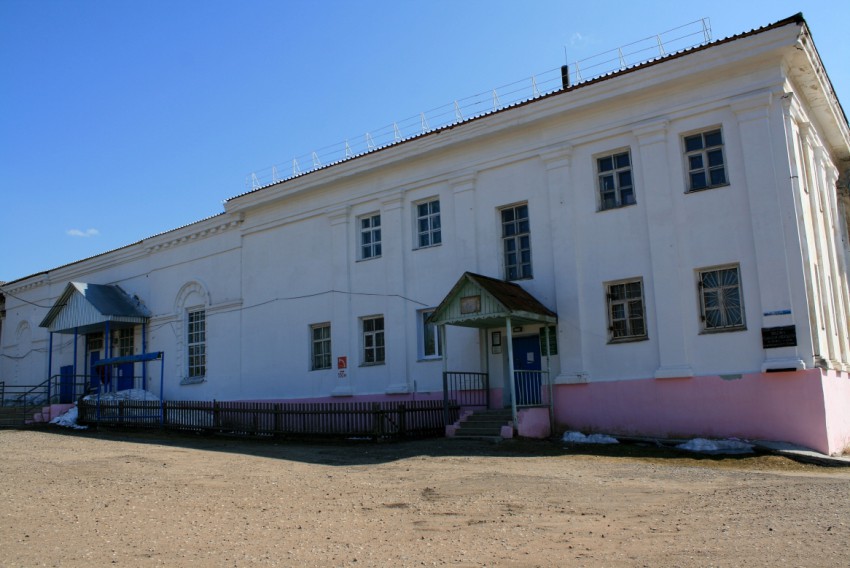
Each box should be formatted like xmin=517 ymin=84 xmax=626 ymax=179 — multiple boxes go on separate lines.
xmin=453 ymin=409 xmax=512 ymax=439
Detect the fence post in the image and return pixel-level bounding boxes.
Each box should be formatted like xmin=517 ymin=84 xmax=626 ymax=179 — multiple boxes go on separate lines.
xmin=274 ymin=403 xmax=281 ymax=435
xmin=372 ymin=402 xmax=382 ymax=440
xmin=398 ymin=403 xmax=406 ymax=439
xmin=213 ymin=400 xmax=220 ymax=430
xmin=442 ymin=372 xmax=449 ymax=428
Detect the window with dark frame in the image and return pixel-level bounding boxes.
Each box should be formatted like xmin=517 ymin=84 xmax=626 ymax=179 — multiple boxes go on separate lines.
xmin=699 ymin=266 xmax=745 ymax=331
xmin=597 ymin=150 xmax=635 ymax=210
xmin=606 ymin=279 xmax=647 ymax=341
xmin=501 ymin=203 xmax=532 ymax=280
xmin=684 ymin=129 xmax=727 ymax=191
xmin=416 ymin=200 xmax=441 ymax=248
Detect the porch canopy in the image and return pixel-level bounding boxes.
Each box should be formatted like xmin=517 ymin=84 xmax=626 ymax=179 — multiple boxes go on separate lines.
xmin=39 ymin=282 xmax=152 ymax=395
xmin=429 ymin=272 xmax=557 ymax=428
xmin=40 ymin=282 xmax=151 ymax=335
xmin=429 ymin=272 xmax=556 ymax=329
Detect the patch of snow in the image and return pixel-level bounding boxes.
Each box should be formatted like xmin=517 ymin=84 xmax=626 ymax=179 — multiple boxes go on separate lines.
xmin=677 ymin=438 xmax=754 ymax=454
xmin=562 ymin=431 xmax=619 ymax=444
xmin=83 ymin=388 xmax=160 ymax=402
xmin=49 ymin=406 xmax=87 ymax=430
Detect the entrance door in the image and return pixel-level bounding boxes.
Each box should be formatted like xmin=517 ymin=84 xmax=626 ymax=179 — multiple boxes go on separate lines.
xmin=59 ymin=365 xmax=74 ymax=404
xmin=512 ymin=335 xmax=542 ymax=405
xmin=116 ymin=362 xmax=134 ymax=391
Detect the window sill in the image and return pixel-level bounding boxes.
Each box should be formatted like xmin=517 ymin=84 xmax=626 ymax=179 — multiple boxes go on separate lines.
xmin=686 ymin=182 xmax=730 ymax=194
xmin=310 ymin=367 xmax=332 ymax=372
xmin=180 ymin=376 xmax=206 ymax=385
xmin=414 ymin=243 xmax=442 ymax=251
xmin=607 ymin=336 xmax=649 ymax=345
xmin=597 ymin=202 xmax=637 ymax=213
xmin=356 ymin=256 xmax=382 ymax=263
xmin=417 ymin=356 xmax=443 ymax=363
xmin=359 ymin=362 xmax=386 ymax=367
xmin=699 ymin=326 xmax=747 ymax=334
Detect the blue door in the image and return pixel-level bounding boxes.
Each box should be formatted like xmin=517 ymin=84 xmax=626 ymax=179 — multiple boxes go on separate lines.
xmin=59 ymin=365 xmax=74 ymax=404
xmin=512 ymin=335 xmax=542 ymax=405
xmin=116 ymin=362 xmax=134 ymax=391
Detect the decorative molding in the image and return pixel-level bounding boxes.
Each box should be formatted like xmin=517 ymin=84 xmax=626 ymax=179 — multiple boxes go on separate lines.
xmin=145 ymin=217 xmax=244 ymax=254
xmin=4 ymin=275 xmax=47 ymax=295
xmin=633 ymin=118 xmax=669 ymax=145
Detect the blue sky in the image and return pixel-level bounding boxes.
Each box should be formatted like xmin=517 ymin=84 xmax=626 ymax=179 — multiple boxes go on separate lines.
xmin=2 ymin=0 xmax=848 ymax=283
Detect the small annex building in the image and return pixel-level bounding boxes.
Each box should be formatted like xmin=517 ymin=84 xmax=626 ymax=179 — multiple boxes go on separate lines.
xmin=2 ymin=14 xmax=850 ymax=453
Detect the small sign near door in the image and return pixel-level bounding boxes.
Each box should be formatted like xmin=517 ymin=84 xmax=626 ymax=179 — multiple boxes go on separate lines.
xmin=337 ymin=356 xmax=348 ymax=379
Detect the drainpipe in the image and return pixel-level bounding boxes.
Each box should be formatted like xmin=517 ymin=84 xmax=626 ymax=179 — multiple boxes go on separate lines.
xmin=505 ymin=316 xmax=517 ymax=430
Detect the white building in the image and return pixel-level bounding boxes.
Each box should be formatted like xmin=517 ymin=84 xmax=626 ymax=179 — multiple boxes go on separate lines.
xmin=3 ymin=14 xmax=850 ymax=453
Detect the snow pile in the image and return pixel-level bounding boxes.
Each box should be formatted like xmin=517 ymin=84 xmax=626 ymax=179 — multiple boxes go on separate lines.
xmin=562 ymin=431 xmax=619 ymax=444
xmin=83 ymin=388 xmax=160 ymax=402
xmin=49 ymin=406 xmax=87 ymax=430
xmin=677 ymin=438 xmax=754 ymax=454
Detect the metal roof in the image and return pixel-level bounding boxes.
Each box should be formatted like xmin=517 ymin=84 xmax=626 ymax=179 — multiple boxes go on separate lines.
xmin=430 ymin=272 xmax=557 ymax=329
xmin=39 ymin=282 xmax=151 ymax=334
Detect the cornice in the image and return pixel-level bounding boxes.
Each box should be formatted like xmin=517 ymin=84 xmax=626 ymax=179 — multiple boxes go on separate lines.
xmin=145 ymin=215 xmax=244 ymax=254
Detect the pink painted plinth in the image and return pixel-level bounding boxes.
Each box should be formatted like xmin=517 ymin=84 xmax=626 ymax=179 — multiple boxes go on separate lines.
xmin=554 ymin=369 xmax=850 ymax=455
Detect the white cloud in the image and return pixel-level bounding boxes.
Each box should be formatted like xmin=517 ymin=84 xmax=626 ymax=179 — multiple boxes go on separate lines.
xmin=67 ymin=228 xmax=100 ymax=238
xmin=570 ymin=32 xmax=587 ymax=46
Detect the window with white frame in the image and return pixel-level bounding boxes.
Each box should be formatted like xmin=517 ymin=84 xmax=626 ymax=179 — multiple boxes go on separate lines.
xmin=415 ymin=199 xmax=441 ymax=248
xmin=362 ymin=316 xmax=385 ymax=364
xmin=684 ymin=128 xmax=727 ymax=191
xmin=114 ymin=327 xmax=134 ymax=356
xmin=311 ymin=323 xmax=331 ymax=370
xmin=418 ymin=309 xmax=442 ymax=359
xmin=187 ymin=308 xmax=206 ymax=378
xmin=698 ymin=266 xmax=745 ymax=331
xmin=597 ymin=150 xmax=635 ymax=210
xmin=606 ymin=279 xmax=647 ymax=341
xmin=501 ymin=203 xmax=532 ymax=280
xmin=360 ymin=213 xmax=382 ymax=259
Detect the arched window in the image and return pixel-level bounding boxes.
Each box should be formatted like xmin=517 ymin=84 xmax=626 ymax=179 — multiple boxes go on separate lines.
xmin=174 ymin=281 xmax=210 ymax=384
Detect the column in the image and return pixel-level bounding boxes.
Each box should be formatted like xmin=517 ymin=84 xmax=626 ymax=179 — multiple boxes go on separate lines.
xmin=734 ymin=90 xmax=807 ymax=371
xmin=541 ymin=144 xmax=588 ymax=383
xmin=329 ymin=206 xmax=354 ymax=396
xmin=634 ymin=119 xmax=694 ymax=379
xmin=451 ymin=173 xmax=478 ymax=273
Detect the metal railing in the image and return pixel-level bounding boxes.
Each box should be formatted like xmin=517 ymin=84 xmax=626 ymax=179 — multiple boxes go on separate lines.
xmin=443 ymin=372 xmax=490 ymax=409
xmin=514 ymin=370 xmax=549 ymax=407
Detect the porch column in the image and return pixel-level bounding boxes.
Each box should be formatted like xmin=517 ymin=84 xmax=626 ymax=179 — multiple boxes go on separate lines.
xmin=505 ymin=316 xmax=517 ymax=428
xmin=441 ymin=324 xmax=449 ymax=426
xmin=47 ymin=332 xmax=53 ymax=401
xmin=142 ymin=322 xmax=148 ymax=391
xmin=73 ymin=327 xmax=78 ymax=387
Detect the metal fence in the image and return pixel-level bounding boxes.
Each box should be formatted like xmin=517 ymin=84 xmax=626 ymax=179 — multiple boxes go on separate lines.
xmin=78 ymin=399 xmax=458 ymax=440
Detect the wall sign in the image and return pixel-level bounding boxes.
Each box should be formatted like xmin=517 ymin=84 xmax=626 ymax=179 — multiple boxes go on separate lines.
xmin=761 ymin=325 xmax=797 ymax=349
xmin=460 ymin=295 xmax=481 ymax=314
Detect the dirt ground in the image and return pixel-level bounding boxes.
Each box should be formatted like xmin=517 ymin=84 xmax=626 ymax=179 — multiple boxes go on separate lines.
xmin=1 ymin=429 xmax=849 ymax=567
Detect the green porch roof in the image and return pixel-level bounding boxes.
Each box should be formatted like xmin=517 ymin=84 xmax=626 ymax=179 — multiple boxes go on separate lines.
xmin=429 ymin=272 xmax=557 ymax=328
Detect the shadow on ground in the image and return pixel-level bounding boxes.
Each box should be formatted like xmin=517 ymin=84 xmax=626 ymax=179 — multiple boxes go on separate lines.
xmin=20 ymin=425 xmax=821 ymax=471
